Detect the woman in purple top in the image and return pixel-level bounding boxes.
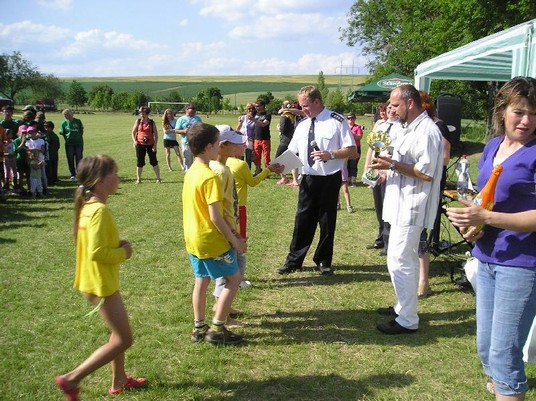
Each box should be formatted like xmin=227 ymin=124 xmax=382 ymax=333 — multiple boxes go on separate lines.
xmin=448 ymin=76 xmax=536 ymax=400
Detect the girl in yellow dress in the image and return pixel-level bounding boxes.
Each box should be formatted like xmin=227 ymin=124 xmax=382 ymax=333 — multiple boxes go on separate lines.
xmin=55 ymin=155 xmax=147 ymax=400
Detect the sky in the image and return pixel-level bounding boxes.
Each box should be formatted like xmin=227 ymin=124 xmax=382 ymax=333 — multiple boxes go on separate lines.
xmin=0 ymin=0 xmax=368 ymax=78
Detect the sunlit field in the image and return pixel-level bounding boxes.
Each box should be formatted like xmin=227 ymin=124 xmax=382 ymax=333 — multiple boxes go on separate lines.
xmin=2 ymin=107 xmax=534 ymax=400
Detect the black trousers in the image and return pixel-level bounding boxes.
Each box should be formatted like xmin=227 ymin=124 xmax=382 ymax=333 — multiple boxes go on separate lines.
xmin=284 ymin=171 xmax=342 ymax=268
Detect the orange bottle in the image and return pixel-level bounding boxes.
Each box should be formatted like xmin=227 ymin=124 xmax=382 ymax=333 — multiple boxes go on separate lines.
xmin=470 ymin=164 xmax=503 ymax=235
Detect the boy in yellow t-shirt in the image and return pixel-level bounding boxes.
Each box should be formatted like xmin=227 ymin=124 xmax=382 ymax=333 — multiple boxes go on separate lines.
xmin=182 ymin=123 xmax=247 ymax=346
xmin=226 ymin=136 xmax=284 ymax=289
xmin=210 ymin=125 xmax=246 ymax=321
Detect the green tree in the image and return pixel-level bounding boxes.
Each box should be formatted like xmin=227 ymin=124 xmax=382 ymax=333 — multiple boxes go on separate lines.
xmin=110 ymin=91 xmax=134 ymax=112
xmin=31 ymin=74 xmax=64 ymax=101
xmin=0 ymin=51 xmax=42 ymax=100
xmin=131 ymin=90 xmax=150 ymax=110
xmin=194 ymin=87 xmax=222 ymax=114
xmin=341 ymin=1 xmax=536 ymax=77
xmin=340 ymin=0 xmax=536 ymax=118
xmin=221 ymin=97 xmax=233 ymax=112
xmin=166 ymin=90 xmax=184 ymax=103
xmin=316 ymin=71 xmax=329 ymax=101
xmin=65 ymin=80 xmax=87 ymax=109
xmin=257 ymin=92 xmax=274 ymax=106
xmin=325 ymin=88 xmax=346 ymax=114
xmin=88 ymin=84 xmax=114 ymax=110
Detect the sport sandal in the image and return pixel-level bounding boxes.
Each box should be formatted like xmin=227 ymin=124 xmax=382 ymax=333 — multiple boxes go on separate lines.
xmin=108 ymin=376 xmax=148 ymax=395
xmin=55 ymin=376 xmax=80 ymax=401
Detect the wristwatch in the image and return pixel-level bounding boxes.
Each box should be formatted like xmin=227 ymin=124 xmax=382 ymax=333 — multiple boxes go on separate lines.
xmin=329 ymin=150 xmax=335 ymax=160
xmin=389 ymin=160 xmax=397 ymax=171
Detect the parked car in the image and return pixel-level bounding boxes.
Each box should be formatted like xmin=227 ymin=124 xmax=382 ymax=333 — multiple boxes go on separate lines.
xmin=35 ymin=99 xmax=57 ymax=112
xmin=0 ymin=98 xmax=14 ymax=109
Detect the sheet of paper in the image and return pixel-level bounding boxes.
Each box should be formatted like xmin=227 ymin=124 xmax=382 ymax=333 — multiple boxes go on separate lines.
xmin=271 ymin=149 xmax=303 ymax=174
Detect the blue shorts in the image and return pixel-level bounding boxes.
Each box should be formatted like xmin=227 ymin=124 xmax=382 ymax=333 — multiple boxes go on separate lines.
xmin=188 ymin=249 xmax=238 ymax=279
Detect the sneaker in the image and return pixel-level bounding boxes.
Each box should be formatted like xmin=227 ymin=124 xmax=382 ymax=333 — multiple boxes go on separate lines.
xmin=190 ymin=324 xmax=208 ymax=342
xmin=70 ymin=176 xmax=76 ymax=182
xmin=347 ymin=206 xmax=354 ymax=213
xmin=205 ymin=327 xmax=243 ymax=346
xmin=239 ymin=280 xmax=252 ymax=289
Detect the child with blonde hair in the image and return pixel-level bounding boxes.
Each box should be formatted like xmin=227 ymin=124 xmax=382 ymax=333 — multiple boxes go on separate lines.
xmin=55 ymin=155 xmax=147 ymax=400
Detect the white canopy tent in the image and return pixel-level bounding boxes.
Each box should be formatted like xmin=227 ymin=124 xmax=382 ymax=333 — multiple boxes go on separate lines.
xmin=415 ymin=19 xmax=536 ymax=91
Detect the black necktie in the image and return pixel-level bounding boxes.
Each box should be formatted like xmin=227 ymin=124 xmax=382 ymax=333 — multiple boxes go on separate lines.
xmin=307 ymin=118 xmax=316 ymax=166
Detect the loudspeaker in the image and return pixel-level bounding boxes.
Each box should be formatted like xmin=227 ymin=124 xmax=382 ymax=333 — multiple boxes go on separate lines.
xmin=435 ymin=94 xmax=462 ymax=150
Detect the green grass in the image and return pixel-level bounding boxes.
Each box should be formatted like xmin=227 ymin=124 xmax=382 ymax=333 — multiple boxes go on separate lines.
xmin=2 ymin=111 xmax=535 ymax=400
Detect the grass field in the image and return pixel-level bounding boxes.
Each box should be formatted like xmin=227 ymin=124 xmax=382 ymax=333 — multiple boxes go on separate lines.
xmin=2 ymin=110 xmax=535 ymax=400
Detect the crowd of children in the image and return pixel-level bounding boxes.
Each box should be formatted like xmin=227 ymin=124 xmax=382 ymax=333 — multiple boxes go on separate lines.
xmin=0 ymin=105 xmax=60 ymax=200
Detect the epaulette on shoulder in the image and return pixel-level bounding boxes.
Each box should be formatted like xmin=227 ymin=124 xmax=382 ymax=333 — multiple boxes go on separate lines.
xmin=331 ymin=112 xmax=344 ymax=122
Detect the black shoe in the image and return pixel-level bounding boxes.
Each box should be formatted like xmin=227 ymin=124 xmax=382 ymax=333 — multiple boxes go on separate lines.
xmin=378 ymin=249 xmax=387 ymax=256
xmin=277 ymin=265 xmax=299 ymax=274
xmin=317 ymin=261 xmax=333 ymax=276
xmin=377 ymin=319 xmax=417 ymax=335
xmin=366 ymin=243 xmax=384 ymax=250
xmin=376 ymin=306 xmax=398 ymax=317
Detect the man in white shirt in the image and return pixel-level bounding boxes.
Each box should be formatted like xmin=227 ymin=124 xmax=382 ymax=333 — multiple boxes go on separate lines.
xmin=277 ymin=86 xmax=357 ymax=276
xmin=369 ymin=85 xmax=443 ymax=334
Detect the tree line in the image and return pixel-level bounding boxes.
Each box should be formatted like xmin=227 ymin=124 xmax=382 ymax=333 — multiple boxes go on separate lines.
xmin=340 ymin=0 xmax=536 ymax=119
xmin=0 ymin=51 xmax=362 ymax=116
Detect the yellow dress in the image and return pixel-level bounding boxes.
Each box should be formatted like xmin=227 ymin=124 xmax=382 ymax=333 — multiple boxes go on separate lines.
xmin=74 ymin=201 xmax=127 ymax=297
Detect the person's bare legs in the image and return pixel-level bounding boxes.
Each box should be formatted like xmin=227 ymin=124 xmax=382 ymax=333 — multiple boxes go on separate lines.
xmin=290 ymin=168 xmax=299 ymax=185
xmin=153 ymin=165 xmax=161 ymax=182
xmin=57 ymin=292 xmax=133 ymax=391
xmin=213 ymin=271 xmax=241 ymax=322
xmin=173 ymin=145 xmax=185 ymax=170
xmin=340 ymin=182 xmax=353 ymax=212
xmin=192 ymin=277 xmax=211 ymax=322
xmin=165 ymin=147 xmax=172 ymax=170
xmin=418 ymin=253 xmax=431 ymax=297
xmin=136 ymin=167 xmax=143 ymax=183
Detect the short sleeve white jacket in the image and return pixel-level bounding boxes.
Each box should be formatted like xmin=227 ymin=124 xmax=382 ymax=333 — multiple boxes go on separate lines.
xmin=288 ymin=107 xmax=356 ymax=176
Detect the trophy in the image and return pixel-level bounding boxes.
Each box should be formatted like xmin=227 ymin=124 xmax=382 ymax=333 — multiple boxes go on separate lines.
xmin=362 ymin=131 xmax=392 ymax=187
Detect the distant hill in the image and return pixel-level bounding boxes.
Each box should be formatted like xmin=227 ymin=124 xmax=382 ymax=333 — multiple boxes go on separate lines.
xmin=60 ymin=75 xmax=369 ymax=105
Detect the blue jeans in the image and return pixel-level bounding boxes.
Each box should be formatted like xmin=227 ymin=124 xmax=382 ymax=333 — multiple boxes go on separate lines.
xmin=476 ymin=261 xmax=536 ymax=395
xmin=65 ymin=144 xmax=83 ymax=177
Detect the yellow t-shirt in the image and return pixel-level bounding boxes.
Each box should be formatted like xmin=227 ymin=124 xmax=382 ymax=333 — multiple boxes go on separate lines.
xmin=209 ymin=160 xmax=238 ymax=230
xmin=74 ymin=201 xmax=127 ymax=297
xmin=226 ymin=157 xmax=271 ymax=206
xmin=182 ymin=160 xmax=231 ymax=258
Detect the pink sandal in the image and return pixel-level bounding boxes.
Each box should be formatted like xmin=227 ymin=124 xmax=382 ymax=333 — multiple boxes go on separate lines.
xmin=55 ymin=376 xmax=80 ymax=401
xmin=108 ymin=376 xmax=148 ymax=395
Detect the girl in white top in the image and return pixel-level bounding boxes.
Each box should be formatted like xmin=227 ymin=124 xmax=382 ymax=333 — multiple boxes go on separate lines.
xmin=162 ymin=108 xmax=186 ymax=171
